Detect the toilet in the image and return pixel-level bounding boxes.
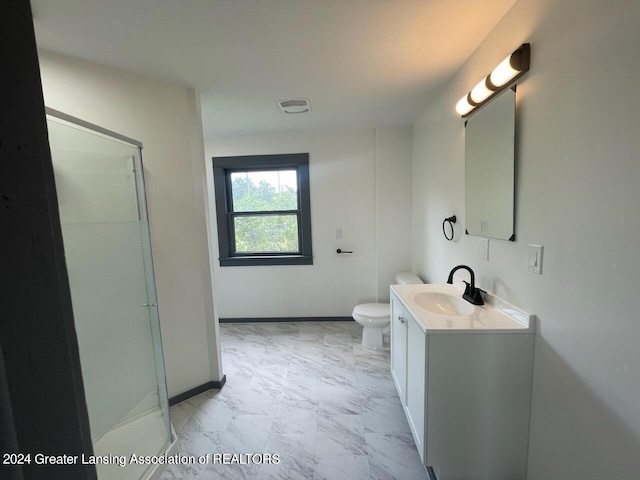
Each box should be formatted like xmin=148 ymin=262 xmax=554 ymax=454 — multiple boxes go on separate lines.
xmin=352 ymin=272 xmax=423 ymax=350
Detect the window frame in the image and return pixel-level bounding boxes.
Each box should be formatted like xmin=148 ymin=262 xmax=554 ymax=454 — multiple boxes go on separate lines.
xmin=212 ymin=153 xmax=313 ymax=267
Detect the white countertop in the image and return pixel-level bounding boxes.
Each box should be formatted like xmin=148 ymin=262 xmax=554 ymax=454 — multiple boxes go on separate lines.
xmin=391 ymin=283 xmax=535 ymax=334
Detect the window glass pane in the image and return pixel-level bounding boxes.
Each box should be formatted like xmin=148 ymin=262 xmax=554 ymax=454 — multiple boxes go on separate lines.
xmin=234 ymin=214 xmax=299 ymax=253
xmin=231 ymin=170 xmax=298 ymax=212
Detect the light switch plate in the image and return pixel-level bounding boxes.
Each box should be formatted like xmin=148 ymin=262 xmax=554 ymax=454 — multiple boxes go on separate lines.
xmin=528 ymin=244 xmax=543 ymax=274
xmin=481 ymin=238 xmax=489 ymax=261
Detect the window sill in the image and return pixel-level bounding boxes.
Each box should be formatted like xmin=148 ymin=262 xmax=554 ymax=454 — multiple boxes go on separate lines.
xmin=219 ymin=255 xmax=313 ymax=267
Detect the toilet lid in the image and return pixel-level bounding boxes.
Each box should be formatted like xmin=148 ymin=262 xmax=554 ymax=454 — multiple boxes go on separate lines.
xmin=353 ymin=303 xmax=390 ymax=320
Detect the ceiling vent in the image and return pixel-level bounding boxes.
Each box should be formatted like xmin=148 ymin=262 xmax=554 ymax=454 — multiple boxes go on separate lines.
xmin=278 ymin=98 xmax=311 ymax=114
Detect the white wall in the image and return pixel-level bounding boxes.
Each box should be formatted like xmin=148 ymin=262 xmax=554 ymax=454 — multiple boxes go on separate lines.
xmin=375 ymin=127 xmax=413 ymax=301
xmin=38 ymin=51 xmax=222 ymax=398
xmin=206 ymin=126 xmax=412 ymax=318
xmin=411 ymin=0 xmax=640 ymax=477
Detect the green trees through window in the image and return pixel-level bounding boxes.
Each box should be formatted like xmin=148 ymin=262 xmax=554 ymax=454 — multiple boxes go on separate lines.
xmin=230 ymin=173 xmax=299 ymax=253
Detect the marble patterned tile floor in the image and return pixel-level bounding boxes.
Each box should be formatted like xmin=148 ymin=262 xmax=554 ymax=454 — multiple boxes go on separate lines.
xmin=161 ymin=321 xmax=429 ymax=480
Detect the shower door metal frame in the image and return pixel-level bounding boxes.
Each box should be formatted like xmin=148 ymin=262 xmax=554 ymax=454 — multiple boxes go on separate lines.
xmin=45 ymin=107 xmax=172 ymax=440
xmin=46 ymin=107 xmax=143 ymax=148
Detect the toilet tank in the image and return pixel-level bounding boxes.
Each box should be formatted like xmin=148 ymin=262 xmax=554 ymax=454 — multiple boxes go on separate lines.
xmin=395 ymin=271 xmax=423 ymax=285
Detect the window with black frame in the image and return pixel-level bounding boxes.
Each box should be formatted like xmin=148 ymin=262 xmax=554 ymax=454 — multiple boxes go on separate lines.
xmin=212 ymin=153 xmax=313 ymax=266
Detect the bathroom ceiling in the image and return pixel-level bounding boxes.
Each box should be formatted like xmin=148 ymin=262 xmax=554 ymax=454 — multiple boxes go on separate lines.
xmin=31 ymin=0 xmax=517 ymax=139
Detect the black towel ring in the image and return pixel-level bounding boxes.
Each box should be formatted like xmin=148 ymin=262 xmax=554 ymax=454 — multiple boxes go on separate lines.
xmin=442 ymin=215 xmax=456 ymax=241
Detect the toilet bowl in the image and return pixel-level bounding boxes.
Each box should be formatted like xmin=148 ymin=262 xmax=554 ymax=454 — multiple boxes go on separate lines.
xmin=352 ymin=272 xmax=423 ymax=350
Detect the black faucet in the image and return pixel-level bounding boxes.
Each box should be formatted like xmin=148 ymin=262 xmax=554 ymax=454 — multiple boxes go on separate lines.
xmin=447 ymin=265 xmax=484 ymax=306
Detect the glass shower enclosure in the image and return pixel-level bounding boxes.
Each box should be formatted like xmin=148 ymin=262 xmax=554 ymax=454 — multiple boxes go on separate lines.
xmin=46 ymin=109 xmax=173 ymax=480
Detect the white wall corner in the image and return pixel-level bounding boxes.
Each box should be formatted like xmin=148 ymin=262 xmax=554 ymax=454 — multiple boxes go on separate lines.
xmin=186 ymin=89 xmax=223 ymax=382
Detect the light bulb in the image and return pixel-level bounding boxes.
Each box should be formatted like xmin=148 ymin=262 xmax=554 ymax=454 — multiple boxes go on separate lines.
xmin=455 ymin=95 xmax=474 ymax=116
xmin=470 ymin=78 xmax=493 ymax=104
xmin=490 ymin=54 xmax=519 ymax=87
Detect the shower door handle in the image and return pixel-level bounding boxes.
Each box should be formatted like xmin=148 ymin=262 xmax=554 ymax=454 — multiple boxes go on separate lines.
xmin=143 ymin=303 xmax=158 ymax=307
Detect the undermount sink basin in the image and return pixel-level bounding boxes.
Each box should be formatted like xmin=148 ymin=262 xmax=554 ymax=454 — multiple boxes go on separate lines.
xmin=410 ymin=291 xmax=474 ymax=316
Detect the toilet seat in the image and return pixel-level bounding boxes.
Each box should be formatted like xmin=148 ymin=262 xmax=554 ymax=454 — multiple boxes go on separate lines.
xmin=352 ymin=303 xmax=390 ymax=326
xmin=352 ymin=271 xmax=423 ymax=351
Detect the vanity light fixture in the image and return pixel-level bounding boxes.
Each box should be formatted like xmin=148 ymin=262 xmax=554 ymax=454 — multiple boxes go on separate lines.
xmin=456 ymin=43 xmax=530 ymax=118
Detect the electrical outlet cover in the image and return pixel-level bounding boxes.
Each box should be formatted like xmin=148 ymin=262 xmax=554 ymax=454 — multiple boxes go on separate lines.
xmin=481 ymin=238 xmax=489 ymax=261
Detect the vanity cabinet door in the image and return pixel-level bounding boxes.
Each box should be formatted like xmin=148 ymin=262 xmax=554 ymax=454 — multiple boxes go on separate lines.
xmin=405 ymin=313 xmax=426 ymax=462
xmin=390 ymin=293 xmax=407 ymax=404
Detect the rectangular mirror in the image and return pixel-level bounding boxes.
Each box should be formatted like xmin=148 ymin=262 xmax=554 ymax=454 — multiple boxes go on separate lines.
xmin=465 ymin=88 xmax=515 ymax=240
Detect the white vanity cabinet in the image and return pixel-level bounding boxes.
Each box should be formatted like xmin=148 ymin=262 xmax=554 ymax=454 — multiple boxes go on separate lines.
xmin=391 ymin=293 xmax=427 ymax=460
xmin=390 ymin=286 xmax=535 ymax=480
xmin=405 ymin=310 xmax=426 ymax=458
xmin=390 ymin=293 xmax=407 ymax=403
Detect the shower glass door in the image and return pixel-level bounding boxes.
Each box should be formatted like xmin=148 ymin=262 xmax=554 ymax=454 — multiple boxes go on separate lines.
xmin=47 ymin=112 xmax=171 ymax=480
